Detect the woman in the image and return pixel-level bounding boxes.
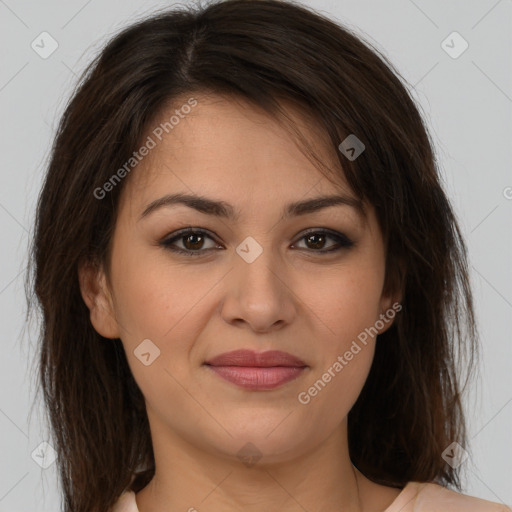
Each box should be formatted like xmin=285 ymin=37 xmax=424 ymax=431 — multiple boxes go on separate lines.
xmin=27 ymin=0 xmax=511 ymax=511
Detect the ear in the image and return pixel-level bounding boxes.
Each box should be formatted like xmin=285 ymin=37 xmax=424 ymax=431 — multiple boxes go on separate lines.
xmin=376 ymin=293 xmax=402 ymax=335
xmin=376 ymin=263 xmax=404 ymax=335
xmin=78 ymin=260 xmax=121 ymax=339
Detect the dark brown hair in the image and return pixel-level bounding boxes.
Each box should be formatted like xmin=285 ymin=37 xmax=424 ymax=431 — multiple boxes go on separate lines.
xmin=26 ymin=0 xmax=478 ymax=511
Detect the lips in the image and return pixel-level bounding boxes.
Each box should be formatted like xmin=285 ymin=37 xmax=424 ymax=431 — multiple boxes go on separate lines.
xmin=205 ymin=349 xmax=307 ymax=368
xmin=204 ymin=350 xmax=308 ymax=390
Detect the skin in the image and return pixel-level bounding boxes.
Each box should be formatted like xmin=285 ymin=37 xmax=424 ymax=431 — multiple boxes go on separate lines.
xmin=79 ymin=94 xmax=402 ymax=512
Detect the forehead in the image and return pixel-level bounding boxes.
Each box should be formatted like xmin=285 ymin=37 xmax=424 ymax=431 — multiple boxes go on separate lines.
xmin=119 ymin=93 xmax=360 ymax=221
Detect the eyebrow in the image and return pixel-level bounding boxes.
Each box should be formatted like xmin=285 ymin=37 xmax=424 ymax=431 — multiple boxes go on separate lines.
xmin=138 ymin=192 xmax=365 ymax=222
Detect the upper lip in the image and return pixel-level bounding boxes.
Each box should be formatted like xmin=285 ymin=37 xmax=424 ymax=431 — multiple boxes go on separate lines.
xmin=205 ymin=349 xmax=307 ymax=368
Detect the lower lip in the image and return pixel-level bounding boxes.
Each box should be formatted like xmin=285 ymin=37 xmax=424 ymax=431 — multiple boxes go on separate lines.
xmin=205 ymin=365 xmax=306 ymax=390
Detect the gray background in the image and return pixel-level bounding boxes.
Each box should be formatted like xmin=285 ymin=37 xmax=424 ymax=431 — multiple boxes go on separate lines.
xmin=1 ymin=0 xmax=511 ymax=510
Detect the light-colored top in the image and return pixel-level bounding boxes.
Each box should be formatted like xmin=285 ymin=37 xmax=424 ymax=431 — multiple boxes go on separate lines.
xmin=110 ymin=481 xmax=512 ymax=511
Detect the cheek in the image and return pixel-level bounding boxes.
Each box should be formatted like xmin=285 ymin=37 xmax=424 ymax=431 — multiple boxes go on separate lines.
xmin=109 ymin=245 xmax=221 ymax=359
xmin=109 ymin=258 xmax=213 ymax=407
xmin=302 ymin=262 xmax=385 ymax=344
xmin=295 ymin=268 xmax=382 ymax=426
xmin=110 ymin=267 xmax=173 ymax=341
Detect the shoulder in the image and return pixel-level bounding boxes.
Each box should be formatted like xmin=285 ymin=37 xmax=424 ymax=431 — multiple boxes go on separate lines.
xmin=396 ymin=481 xmax=512 ymax=512
xmin=109 ymin=483 xmax=512 ymax=512
xmin=109 ymin=490 xmax=138 ymax=512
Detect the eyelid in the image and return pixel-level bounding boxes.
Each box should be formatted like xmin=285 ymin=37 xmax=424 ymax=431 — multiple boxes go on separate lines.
xmin=159 ymin=226 xmax=355 ymax=256
xmin=160 ymin=227 xmax=222 ymax=253
xmin=293 ymin=227 xmax=354 ymax=247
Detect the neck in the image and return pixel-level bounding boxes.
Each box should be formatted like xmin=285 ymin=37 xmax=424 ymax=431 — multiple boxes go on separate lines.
xmin=135 ymin=415 xmax=369 ymax=512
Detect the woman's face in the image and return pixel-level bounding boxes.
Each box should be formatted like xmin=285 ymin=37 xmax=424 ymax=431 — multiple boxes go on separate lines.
xmin=81 ymin=94 xmax=397 ymax=464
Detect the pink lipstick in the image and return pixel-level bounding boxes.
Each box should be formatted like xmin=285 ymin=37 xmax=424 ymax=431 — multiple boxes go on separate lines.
xmin=204 ymin=349 xmax=307 ymax=390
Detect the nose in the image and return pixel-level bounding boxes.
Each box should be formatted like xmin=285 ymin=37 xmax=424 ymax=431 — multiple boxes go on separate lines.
xmin=219 ymin=243 xmax=297 ymax=333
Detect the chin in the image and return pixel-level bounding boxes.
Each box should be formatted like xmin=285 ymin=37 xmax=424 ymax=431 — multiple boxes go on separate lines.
xmin=203 ymin=417 xmax=318 ymax=466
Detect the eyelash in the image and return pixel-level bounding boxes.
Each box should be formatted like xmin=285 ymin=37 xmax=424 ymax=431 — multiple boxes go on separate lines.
xmin=159 ymin=227 xmax=355 ymax=257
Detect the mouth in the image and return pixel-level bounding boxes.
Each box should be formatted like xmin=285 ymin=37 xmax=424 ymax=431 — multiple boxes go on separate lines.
xmin=203 ymin=349 xmax=308 ymax=390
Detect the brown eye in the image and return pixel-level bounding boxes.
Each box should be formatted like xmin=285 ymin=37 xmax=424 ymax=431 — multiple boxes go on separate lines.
xmin=182 ymin=232 xmax=206 ymax=250
xmin=293 ymin=229 xmax=355 ymax=253
xmin=304 ymin=233 xmax=327 ymax=250
xmin=160 ymin=228 xmax=221 ymax=256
